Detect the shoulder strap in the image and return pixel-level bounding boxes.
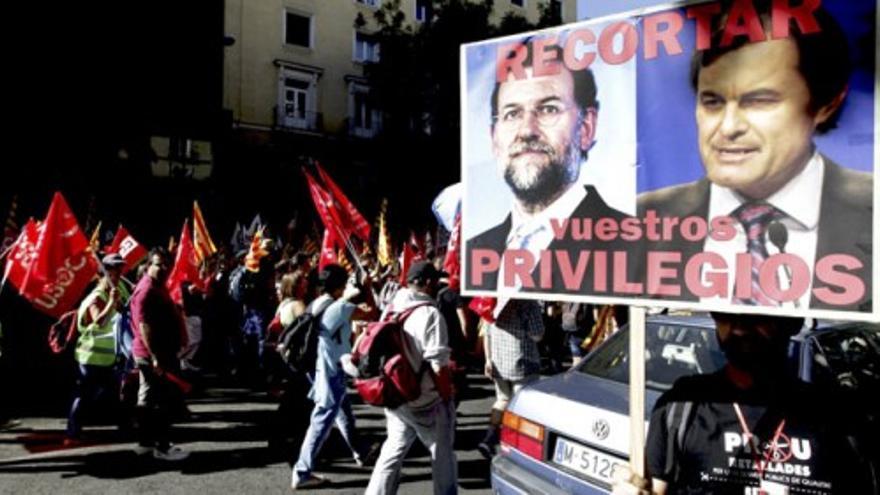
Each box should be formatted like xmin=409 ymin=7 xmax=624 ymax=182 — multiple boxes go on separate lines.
xmin=664 ymin=400 xmax=694 ymax=482
xmin=389 ymin=302 xmax=434 ymax=324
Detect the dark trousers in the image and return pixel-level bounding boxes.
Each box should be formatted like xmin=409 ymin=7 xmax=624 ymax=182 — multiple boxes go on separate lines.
xmin=67 ymin=363 xmax=117 ymax=438
xmin=135 ymin=360 xmax=176 ymax=450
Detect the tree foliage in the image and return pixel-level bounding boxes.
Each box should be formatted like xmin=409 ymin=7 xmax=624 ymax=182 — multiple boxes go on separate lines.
xmin=361 ymin=0 xmax=562 ymax=228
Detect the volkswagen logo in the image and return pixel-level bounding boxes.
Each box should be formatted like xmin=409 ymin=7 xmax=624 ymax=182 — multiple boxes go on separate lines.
xmin=592 ymin=419 xmax=610 ymax=441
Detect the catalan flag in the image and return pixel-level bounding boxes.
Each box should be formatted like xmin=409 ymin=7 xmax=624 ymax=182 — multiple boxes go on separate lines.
xmin=245 ymin=227 xmax=269 ymax=272
xmin=376 ymin=198 xmax=392 ymax=268
xmin=192 ymin=201 xmax=217 ymax=264
xmin=89 ymin=221 xmax=102 ymax=253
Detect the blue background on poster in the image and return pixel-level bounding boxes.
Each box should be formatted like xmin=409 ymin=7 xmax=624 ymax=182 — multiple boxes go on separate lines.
xmin=593 ymin=1 xmax=878 ymax=192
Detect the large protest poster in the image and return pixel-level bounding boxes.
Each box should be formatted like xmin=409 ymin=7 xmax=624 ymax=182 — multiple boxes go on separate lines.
xmin=461 ymin=0 xmax=878 ymax=322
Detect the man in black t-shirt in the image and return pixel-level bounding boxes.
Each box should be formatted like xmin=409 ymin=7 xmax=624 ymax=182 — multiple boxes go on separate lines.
xmin=613 ymin=313 xmax=877 ymax=495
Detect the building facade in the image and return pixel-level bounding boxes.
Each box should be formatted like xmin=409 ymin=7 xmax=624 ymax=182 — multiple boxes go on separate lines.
xmin=223 ymin=0 xmax=575 ymax=140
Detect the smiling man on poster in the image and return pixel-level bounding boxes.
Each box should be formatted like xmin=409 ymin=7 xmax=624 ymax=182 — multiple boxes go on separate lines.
xmin=638 ymin=3 xmax=873 ymax=312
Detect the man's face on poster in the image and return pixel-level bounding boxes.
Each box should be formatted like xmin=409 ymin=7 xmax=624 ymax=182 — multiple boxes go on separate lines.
xmin=492 ymin=67 xmax=596 ymax=204
xmin=696 ymin=39 xmax=836 ymax=200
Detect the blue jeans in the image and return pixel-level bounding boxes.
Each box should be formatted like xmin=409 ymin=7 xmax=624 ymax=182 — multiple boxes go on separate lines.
xmin=66 ymin=363 xmax=117 ymax=438
xmin=292 ymin=371 xmax=362 ymax=483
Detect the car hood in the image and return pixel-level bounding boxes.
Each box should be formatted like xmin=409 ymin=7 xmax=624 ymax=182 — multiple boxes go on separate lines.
xmin=508 ymin=371 xmax=664 ymax=457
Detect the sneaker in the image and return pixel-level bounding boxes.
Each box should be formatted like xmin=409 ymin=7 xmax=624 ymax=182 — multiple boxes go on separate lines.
xmin=0 ymin=419 xmax=22 ymax=431
xmin=291 ymin=474 xmax=329 ymax=490
xmin=153 ymin=445 xmax=189 ymax=461
xmin=133 ymin=444 xmax=153 ymax=455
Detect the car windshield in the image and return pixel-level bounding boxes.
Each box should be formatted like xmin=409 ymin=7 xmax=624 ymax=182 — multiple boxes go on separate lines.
xmin=576 ymin=322 xmax=727 ymax=391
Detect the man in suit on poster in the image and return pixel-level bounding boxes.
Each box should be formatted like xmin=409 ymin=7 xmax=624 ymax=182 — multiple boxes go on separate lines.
xmin=637 ymin=5 xmax=872 ymax=311
xmin=466 ymin=43 xmax=630 ymax=295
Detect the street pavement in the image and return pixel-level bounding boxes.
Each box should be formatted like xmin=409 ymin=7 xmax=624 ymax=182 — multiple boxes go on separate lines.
xmin=0 ymin=374 xmax=498 ymax=494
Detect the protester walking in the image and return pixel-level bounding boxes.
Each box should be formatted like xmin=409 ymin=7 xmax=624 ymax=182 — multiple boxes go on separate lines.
xmin=65 ymin=253 xmax=130 ymax=444
xmin=129 ymin=248 xmax=189 ymax=461
xmin=291 ymin=264 xmax=377 ymax=490
xmin=365 ymin=261 xmax=458 ymax=495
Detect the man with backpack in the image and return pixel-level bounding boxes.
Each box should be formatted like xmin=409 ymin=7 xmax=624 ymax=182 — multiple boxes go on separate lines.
xmin=290 ymin=264 xmax=377 ymax=490
xmin=65 ymin=253 xmax=130 ymax=445
xmin=365 ymin=261 xmax=458 ymax=495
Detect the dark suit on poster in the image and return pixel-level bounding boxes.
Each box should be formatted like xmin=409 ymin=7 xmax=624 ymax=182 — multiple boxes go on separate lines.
xmin=636 ymin=158 xmax=873 ymax=311
xmin=466 ymin=185 xmax=635 ymax=296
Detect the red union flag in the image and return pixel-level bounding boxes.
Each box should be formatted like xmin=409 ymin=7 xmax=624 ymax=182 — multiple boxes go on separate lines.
xmin=443 ymin=213 xmax=462 ymax=291
xmin=315 ymin=162 xmax=371 ymax=242
xmin=319 ymin=229 xmax=339 ymax=271
xmin=5 ymin=193 xmax=98 ymax=318
xmin=106 ymin=225 xmax=148 ymax=273
xmin=304 ymin=169 xmax=350 ymax=242
xmin=166 ymin=219 xmax=203 ymax=305
xmin=3 ymin=218 xmax=39 ymax=296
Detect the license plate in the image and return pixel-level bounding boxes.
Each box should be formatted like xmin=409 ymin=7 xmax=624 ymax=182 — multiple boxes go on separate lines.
xmin=551 ymin=436 xmax=626 ymax=486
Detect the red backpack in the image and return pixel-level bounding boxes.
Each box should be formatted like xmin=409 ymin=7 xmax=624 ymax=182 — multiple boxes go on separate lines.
xmin=351 ymin=303 xmax=431 ymax=408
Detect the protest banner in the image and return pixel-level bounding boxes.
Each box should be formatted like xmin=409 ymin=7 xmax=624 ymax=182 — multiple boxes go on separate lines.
xmin=460 ymin=0 xmax=878 ymax=322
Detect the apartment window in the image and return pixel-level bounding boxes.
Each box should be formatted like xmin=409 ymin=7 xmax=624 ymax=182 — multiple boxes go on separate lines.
xmin=355 ymin=0 xmax=381 ymax=7
xmin=511 ymin=0 xmax=526 ymax=7
xmin=415 ymin=0 xmax=433 ymax=22
xmin=354 ymin=32 xmax=380 ymax=63
xmin=285 ymin=11 xmax=312 ymax=47
xmin=349 ymin=82 xmax=381 ymax=137
xmin=279 ymin=68 xmax=319 ymax=130
xmin=550 ymin=0 xmax=561 ymax=19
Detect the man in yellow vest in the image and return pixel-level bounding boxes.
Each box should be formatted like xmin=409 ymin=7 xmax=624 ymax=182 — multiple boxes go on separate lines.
xmin=65 ymin=253 xmax=129 ymax=445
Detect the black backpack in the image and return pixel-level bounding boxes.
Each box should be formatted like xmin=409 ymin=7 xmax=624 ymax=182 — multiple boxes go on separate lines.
xmin=277 ymin=301 xmax=338 ymax=375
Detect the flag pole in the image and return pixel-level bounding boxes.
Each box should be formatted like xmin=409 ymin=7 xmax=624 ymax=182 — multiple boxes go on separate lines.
xmin=628 ymin=306 xmax=647 ymax=480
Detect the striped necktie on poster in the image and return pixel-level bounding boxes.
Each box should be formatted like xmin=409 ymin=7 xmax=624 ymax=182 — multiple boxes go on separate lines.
xmin=733 ymin=202 xmax=783 ymax=306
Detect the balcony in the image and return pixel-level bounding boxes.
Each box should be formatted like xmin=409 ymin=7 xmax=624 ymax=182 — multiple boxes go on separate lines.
xmin=274 ymin=106 xmax=323 ymax=133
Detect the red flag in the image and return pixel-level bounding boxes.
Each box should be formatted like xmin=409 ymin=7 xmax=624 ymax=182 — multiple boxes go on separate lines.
xmin=6 ymin=193 xmax=98 ymax=318
xmin=166 ymin=219 xmax=202 ymax=305
xmin=106 ymin=225 xmax=148 ymax=274
xmin=3 ymin=218 xmax=39 ymax=295
xmin=304 ymin=170 xmax=352 ymax=243
xmin=315 ymin=162 xmax=371 ymax=241
xmin=399 ymin=242 xmax=414 ymax=287
xmin=442 ymin=213 xmax=462 ymax=291
xmin=319 ymin=229 xmax=339 ymax=271
xmin=409 ymin=231 xmax=426 ymax=260
xmin=468 ymin=297 xmax=497 ymax=323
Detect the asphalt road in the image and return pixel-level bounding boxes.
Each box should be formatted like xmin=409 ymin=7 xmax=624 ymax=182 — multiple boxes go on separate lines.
xmin=0 ymin=374 xmax=498 ymax=494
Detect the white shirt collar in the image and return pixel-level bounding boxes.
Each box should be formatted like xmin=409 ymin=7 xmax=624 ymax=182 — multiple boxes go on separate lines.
xmin=507 ymin=183 xmax=587 ymax=244
xmin=708 ymin=150 xmax=824 ymax=230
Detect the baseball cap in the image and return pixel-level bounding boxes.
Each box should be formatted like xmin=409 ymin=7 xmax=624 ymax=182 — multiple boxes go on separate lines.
xmin=406 ymin=261 xmax=448 ymax=283
xmin=101 ymin=253 xmax=126 ymax=269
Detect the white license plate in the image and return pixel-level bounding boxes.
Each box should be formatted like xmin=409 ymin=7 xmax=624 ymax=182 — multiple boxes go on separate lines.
xmin=551 ymin=437 xmax=626 ymax=485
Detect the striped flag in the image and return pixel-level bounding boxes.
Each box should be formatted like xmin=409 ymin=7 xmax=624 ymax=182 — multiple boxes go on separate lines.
xmin=301 ymin=234 xmax=319 ymax=255
xmin=245 ymin=227 xmax=269 ymax=272
xmin=88 ymin=221 xmax=102 ymax=253
xmin=376 ymin=198 xmax=392 ymax=267
xmin=337 ymin=249 xmax=354 ymax=274
xmin=192 ymin=201 xmax=217 ymax=263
